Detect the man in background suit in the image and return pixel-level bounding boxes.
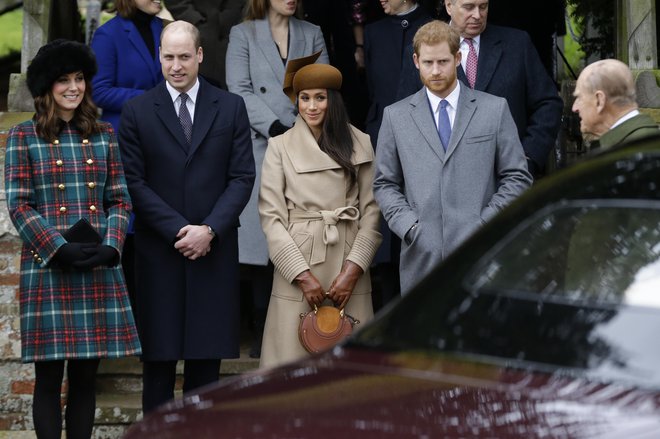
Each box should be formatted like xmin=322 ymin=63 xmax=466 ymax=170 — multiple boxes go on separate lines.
xmin=166 ymin=0 xmax=245 ymax=88
xmin=373 ymin=20 xmax=532 ymax=294
xmin=572 ymin=58 xmax=659 ymax=150
xmin=119 ymin=21 xmax=255 ymax=413
xmin=445 ymin=0 xmax=562 ymax=177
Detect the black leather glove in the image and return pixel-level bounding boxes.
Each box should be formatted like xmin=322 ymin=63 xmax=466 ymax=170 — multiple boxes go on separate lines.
xmin=268 ymin=120 xmax=290 ymax=137
xmin=53 ymin=243 xmax=97 ymax=269
xmin=72 ymin=245 xmax=119 ymax=270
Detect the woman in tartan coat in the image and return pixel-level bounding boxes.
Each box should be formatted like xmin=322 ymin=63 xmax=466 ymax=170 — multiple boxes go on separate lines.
xmin=4 ymin=40 xmax=141 ymax=439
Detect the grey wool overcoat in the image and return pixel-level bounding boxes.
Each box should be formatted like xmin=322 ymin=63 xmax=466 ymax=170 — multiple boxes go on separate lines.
xmin=226 ymin=17 xmax=328 ymax=266
xmin=374 ymin=85 xmax=533 ymax=294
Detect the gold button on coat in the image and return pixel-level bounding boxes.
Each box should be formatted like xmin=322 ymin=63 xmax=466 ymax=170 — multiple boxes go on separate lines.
xmin=58 ymin=184 xmax=65 ymax=190
xmin=87 ymin=182 xmax=95 ymax=189
xmin=56 ymin=160 xmax=63 ymax=166
xmin=89 ymin=205 xmax=97 ymax=212
xmin=86 ymin=159 xmax=93 ymax=165
xmin=59 ymin=206 xmax=67 ymax=213
xmin=36 ymin=258 xmax=43 ymax=263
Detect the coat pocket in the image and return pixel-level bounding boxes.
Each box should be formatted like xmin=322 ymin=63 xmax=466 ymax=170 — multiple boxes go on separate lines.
xmin=465 ymin=133 xmax=495 ymax=144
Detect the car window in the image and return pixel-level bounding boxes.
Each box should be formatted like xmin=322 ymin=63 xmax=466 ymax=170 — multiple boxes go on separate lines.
xmin=353 ymin=200 xmax=660 ymax=388
xmin=459 ymin=200 xmax=660 ymax=386
xmin=466 ymin=200 xmax=660 ymax=308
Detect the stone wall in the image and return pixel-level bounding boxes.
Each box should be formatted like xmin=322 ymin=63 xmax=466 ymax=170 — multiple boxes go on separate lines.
xmin=0 ymin=112 xmax=38 ymax=431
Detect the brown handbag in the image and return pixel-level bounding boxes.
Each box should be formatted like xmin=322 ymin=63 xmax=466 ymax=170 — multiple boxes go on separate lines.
xmin=299 ymin=305 xmax=359 ymax=353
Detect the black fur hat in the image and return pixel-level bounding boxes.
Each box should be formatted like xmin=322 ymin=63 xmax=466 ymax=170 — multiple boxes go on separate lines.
xmin=26 ymin=39 xmax=97 ymax=98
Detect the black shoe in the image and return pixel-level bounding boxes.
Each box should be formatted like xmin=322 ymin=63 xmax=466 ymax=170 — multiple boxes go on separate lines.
xmin=249 ymin=341 xmax=261 ymax=359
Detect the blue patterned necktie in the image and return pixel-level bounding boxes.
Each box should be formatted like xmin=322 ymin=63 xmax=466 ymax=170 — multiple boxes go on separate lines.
xmin=179 ymin=93 xmax=193 ymax=145
xmin=437 ymin=99 xmax=451 ymax=151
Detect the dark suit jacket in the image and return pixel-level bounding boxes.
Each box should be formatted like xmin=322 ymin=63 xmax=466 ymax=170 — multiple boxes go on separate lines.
xmin=398 ymin=24 xmax=563 ymax=174
xmin=364 ymin=6 xmax=432 ymax=146
xmin=119 ymin=78 xmax=255 ymax=360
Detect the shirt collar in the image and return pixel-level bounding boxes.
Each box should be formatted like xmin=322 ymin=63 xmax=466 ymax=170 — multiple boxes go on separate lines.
xmin=165 ymin=78 xmax=200 ymax=104
xmin=460 ymin=34 xmax=481 ymax=48
xmin=426 ymin=81 xmax=461 ymax=112
xmin=611 ymin=109 xmax=640 ymax=129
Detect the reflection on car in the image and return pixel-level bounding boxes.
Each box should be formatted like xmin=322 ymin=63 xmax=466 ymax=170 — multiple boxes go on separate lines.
xmin=124 ymin=135 xmax=660 ymax=438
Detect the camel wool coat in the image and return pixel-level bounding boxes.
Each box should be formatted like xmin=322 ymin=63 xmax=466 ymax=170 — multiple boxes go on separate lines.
xmin=258 ymin=116 xmax=382 ymax=368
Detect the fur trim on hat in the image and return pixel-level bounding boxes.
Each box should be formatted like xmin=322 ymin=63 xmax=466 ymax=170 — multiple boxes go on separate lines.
xmin=26 ymin=39 xmax=97 ymax=98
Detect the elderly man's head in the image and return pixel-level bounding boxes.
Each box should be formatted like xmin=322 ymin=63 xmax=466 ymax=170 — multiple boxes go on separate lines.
xmin=572 ymin=59 xmax=638 ymax=140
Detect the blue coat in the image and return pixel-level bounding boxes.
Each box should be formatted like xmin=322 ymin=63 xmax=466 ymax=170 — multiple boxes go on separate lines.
xmin=90 ymin=15 xmax=164 ymax=132
xmin=118 ymin=79 xmax=255 ymax=360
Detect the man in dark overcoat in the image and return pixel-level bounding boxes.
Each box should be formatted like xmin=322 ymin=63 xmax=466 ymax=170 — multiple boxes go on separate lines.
xmin=118 ymin=21 xmax=255 ymax=413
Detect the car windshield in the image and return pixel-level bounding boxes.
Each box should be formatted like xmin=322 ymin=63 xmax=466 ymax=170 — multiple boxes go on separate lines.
xmin=353 ymin=200 xmax=660 ymax=388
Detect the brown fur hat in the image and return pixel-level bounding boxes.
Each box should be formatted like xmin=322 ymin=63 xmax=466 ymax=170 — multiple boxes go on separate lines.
xmin=26 ymin=39 xmax=97 ymax=98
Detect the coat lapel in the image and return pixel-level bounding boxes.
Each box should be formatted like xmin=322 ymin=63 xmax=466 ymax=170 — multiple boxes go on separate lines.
xmin=149 ymin=18 xmax=163 ymax=82
xmin=187 ymin=79 xmax=218 ymax=160
xmin=255 ymin=19 xmax=285 ymax=83
xmin=288 ymin=18 xmax=307 ymax=60
xmin=284 ymin=116 xmax=342 ymax=173
xmin=154 ymin=83 xmax=189 ymax=153
xmin=409 ymin=89 xmax=444 ymax=162
xmin=122 ymin=17 xmax=160 ymax=84
xmin=444 ymin=85 xmax=477 ymax=162
xmin=474 ymin=28 xmax=502 ymax=90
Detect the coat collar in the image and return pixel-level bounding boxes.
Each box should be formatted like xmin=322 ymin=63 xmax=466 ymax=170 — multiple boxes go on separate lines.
xmin=598 ymin=113 xmax=659 ymax=150
xmin=255 ymin=17 xmax=310 ymax=85
xmin=409 ymin=85 xmax=477 ymax=164
xmin=283 ymin=115 xmax=373 ymax=173
xmin=119 ymin=15 xmax=162 ymax=85
xmin=153 ymin=78 xmax=219 ymax=158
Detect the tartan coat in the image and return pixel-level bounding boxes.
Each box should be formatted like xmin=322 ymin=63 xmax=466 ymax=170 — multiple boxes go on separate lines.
xmin=4 ymin=119 xmax=141 ymax=363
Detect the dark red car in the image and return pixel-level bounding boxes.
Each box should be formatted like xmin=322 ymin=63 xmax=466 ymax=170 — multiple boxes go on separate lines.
xmin=124 ymin=136 xmax=660 ymax=438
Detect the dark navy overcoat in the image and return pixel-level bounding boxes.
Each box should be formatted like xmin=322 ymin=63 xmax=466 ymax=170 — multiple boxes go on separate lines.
xmin=119 ymin=79 xmax=255 ymax=360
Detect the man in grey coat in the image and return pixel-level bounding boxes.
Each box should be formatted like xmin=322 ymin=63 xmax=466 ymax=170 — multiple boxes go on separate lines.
xmin=373 ymin=20 xmax=532 ymax=294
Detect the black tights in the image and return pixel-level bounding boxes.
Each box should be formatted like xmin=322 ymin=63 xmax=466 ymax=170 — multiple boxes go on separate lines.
xmin=33 ymin=359 xmax=100 ymax=439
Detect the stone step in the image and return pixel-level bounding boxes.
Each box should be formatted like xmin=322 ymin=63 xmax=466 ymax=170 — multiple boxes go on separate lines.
xmin=97 ymin=354 xmax=259 ymax=377
xmin=96 ymin=353 xmax=259 ymax=393
xmin=96 ymin=392 xmax=142 ymax=425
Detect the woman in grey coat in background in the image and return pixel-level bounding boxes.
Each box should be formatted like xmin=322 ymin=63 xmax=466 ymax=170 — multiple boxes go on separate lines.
xmin=226 ymin=0 xmax=327 ymax=357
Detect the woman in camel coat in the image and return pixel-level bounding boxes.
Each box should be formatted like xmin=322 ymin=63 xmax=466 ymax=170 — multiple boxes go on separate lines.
xmin=258 ymin=62 xmax=382 ymax=368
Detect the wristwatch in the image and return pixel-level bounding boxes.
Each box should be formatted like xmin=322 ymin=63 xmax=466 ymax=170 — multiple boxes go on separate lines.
xmin=205 ymin=225 xmax=216 ymax=237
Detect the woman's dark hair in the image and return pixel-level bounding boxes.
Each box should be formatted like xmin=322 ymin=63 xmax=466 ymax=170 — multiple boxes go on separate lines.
xmin=113 ymin=0 xmax=138 ymax=18
xmin=317 ymin=89 xmax=357 ymax=186
xmin=34 ymin=75 xmax=99 ymax=142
